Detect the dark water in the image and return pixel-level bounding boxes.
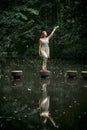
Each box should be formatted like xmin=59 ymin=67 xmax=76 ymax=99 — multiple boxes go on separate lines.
xmin=0 ymin=58 xmax=87 ymax=130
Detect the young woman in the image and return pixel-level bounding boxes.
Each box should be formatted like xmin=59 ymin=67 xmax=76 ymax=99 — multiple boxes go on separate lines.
xmin=39 ymin=83 xmax=59 ymax=128
xmin=39 ymin=26 xmax=59 ymax=72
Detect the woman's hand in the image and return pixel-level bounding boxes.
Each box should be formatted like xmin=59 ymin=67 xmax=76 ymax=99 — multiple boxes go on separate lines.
xmin=54 ymin=26 xmax=59 ymax=30
xmin=48 ymin=26 xmax=59 ymax=40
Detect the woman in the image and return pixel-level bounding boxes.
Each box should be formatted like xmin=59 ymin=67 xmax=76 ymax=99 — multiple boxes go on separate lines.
xmin=39 ymin=83 xmax=59 ymax=128
xmin=39 ymin=26 xmax=59 ymax=72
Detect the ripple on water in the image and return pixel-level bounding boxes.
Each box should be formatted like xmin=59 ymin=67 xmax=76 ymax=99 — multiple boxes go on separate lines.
xmin=28 ymin=88 xmax=31 ymax=91
xmin=73 ymin=100 xmax=77 ymax=104
xmin=83 ymin=85 xmax=87 ymax=88
xmin=24 ymin=115 xmax=27 ymax=118
xmin=18 ymin=118 xmax=21 ymax=120
xmin=63 ymin=111 xmax=66 ymax=115
xmin=14 ymin=110 xmax=18 ymax=114
xmin=69 ymin=105 xmax=72 ymax=108
xmin=78 ymin=115 xmax=81 ymax=119
xmin=77 ymin=102 xmax=80 ymax=105
xmin=14 ymin=99 xmax=18 ymax=102
xmin=84 ymin=112 xmax=87 ymax=115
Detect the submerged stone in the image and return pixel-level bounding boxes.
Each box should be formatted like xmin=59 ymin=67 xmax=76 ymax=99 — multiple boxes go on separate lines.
xmin=11 ymin=70 xmax=23 ymax=80
xmin=81 ymin=71 xmax=87 ymax=79
xmin=67 ymin=70 xmax=78 ymax=78
xmin=40 ymin=70 xmax=51 ymax=78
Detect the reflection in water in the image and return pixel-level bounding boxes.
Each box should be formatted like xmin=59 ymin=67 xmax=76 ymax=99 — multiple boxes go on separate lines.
xmin=39 ymin=80 xmax=59 ymax=128
xmin=12 ymin=80 xmax=23 ymax=88
xmin=0 ymin=58 xmax=87 ymax=130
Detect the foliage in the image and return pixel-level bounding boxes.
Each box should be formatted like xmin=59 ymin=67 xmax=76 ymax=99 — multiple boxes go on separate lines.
xmin=0 ymin=0 xmax=87 ymax=62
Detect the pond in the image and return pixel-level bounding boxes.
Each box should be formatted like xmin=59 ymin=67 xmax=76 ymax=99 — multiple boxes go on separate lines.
xmin=0 ymin=57 xmax=87 ymax=130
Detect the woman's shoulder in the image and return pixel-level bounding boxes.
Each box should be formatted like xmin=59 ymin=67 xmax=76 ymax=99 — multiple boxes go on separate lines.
xmin=39 ymin=38 xmax=43 ymax=41
xmin=39 ymin=38 xmax=43 ymax=43
xmin=40 ymin=38 xmax=42 ymax=40
xmin=40 ymin=37 xmax=49 ymax=40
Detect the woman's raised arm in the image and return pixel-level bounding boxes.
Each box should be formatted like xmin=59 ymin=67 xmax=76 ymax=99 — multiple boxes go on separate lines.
xmin=48 ymin=26 xmax=59 ymax=40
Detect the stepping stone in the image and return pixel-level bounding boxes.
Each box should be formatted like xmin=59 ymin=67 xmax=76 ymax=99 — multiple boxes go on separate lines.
xmin=11 ymin=70 xmax=23 ymax=80
xmin=40 ymin=70 xmax=50 ymax=78
xmin=67 ymin=70 xmax=78 ymax=78
xmin=81 ymin=71 xmax=87 ymax=79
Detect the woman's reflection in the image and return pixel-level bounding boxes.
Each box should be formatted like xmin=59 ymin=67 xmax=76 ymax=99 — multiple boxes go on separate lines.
xmin=39 ymin=82 xmax=59 ymax=128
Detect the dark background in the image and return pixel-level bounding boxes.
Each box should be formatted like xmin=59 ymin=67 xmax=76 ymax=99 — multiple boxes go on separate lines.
xmin=0 ymin=0 xmax=87 ymax=62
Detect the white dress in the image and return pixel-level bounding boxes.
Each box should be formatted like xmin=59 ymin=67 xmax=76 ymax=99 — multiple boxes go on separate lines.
xmin=40 ymin=38 xmax=50 ymax=59
xmin=40 ymin=96 xmax=50 ymax=117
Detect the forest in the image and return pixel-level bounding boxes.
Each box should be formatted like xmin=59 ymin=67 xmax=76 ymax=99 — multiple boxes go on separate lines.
xmin=0 ymin=0 xmax=87 ymax=62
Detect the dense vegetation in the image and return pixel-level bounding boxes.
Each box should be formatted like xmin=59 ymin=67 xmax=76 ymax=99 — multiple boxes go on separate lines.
xmin=0 ymin=0 xmax=87 ymax=62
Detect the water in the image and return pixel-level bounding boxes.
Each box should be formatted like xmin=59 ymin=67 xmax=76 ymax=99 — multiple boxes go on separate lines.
xmin=0 ymin=58 xmax=87 ymax=130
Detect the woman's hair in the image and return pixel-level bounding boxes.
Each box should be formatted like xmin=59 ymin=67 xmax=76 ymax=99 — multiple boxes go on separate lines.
xmin=40 ymin=31 xmax=47 ymax=38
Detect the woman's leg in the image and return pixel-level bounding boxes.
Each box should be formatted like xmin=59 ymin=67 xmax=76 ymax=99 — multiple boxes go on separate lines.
xmin=49 ymin=116 xmax=59 ymax=128
xmin=42 ymin=58 xmax=47 ymax=71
